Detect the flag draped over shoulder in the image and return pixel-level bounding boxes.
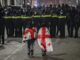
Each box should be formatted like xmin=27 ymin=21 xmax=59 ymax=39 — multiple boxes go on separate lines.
xmin=22 ymin=27 xmax=37 ymax=41
xmin=37 ymin=27 xmax=53 ymax=52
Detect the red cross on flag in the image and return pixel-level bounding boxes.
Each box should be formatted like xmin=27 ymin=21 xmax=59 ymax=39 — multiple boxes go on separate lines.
xmin=37 ymin=27 xmax=53 ymax=52
xmin=22 ymin=27 xmax=37 ymax=42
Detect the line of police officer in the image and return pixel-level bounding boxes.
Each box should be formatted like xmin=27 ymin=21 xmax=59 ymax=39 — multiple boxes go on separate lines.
xmin=0 ymin=4 xmax=80 ymax=45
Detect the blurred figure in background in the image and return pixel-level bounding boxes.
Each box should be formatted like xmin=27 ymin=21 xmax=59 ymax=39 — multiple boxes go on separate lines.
xmin=0 ymin=5 xmax=5 ymax=45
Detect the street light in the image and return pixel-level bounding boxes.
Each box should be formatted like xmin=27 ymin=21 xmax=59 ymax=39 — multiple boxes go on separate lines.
xmin=76 ymin=0 xmax=80 ymax=5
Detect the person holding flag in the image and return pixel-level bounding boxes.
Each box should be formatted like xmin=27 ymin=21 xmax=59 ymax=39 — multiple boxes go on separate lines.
xmin=37 ymin=23 xmax=53 ymax=56
xmin=22 ymin=24 xmax=37 ymax=56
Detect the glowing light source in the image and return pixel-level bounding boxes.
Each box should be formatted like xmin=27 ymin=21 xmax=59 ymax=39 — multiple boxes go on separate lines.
xmin=34 ymin=0 xmax=38 ymax=7
xmin=27 ymin=3 xmax=30 ymax=5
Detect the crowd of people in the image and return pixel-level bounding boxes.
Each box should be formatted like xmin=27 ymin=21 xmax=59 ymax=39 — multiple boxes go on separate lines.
xmin=0 ymin=3 xmax=80 ymax=45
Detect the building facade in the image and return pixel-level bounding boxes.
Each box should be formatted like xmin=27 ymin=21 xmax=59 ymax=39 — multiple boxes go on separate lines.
xmin=0 ymin=0 xmax=79 ymax=7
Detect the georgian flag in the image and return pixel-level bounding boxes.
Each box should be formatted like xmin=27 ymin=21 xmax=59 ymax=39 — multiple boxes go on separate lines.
xmin=37 ymin=27 xmax=53 ymax=52
xmin=23 ymin=27 xmax=37 ymax=42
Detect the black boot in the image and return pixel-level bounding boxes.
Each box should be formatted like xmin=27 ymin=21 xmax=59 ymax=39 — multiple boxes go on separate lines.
xmin=28 ymin=52 xmax=30 ymax=56
xmin=31 ymin=50 xmax=34 ymax=56
xmin=28 ymin=49 xmax=30 ymax=56
xmin=42 ymin=50 xmax=46 ymax=56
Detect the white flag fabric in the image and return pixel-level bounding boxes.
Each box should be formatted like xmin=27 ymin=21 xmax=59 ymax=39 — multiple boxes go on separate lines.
xmin=37 ymin=27 xmax=53 ymax=52
xmin=22 ymin=28 xmax=30 ymax=41
xmin=22 ymin=27 xmax=37 ymax=42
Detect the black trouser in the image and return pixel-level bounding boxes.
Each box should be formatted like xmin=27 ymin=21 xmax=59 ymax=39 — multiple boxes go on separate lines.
xmin=15 ymin=27 xmax=22 ymax=37
xmin=67 ymin=22 xmax=74 ymax=37
xmin=0 ymin=27 xmax=4 ymax=44
xmin=6 ymin=19 xmax=14 ymax=37
xmin=50 ymin=23 xmax=56 ymax=37
xmin=50 ymin=18 xmax=57 ymax=38
xmin=7 ymin=27 xmax=14 ymax=37
xmin=0 ymin=34 xmax=4 ymax=44
xmin=74 ymin=23 xmax=79 ymax=38
xmin=57 ymin=19 xmax=65 ymax=38
xmin=27 ymin=39 xmax=35 ymax=53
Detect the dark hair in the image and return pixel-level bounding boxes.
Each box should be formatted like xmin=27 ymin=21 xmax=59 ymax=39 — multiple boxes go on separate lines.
xmin=41 ymin=23 xmax=46 ymax=27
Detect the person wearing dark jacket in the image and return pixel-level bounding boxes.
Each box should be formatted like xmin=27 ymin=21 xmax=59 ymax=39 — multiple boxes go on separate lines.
xmin=0 ymin=6 xmax=5 ymax=45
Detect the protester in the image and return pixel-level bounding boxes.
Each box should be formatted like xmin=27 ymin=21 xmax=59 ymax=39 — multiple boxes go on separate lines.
xmin=23 ymin=25 xmax=37 ymax=56
xmin=37 ymin=23 xmax=53 ymax=56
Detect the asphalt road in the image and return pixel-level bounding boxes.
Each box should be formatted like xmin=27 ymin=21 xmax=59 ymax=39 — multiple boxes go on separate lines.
xmin=0 ymin=26 xmax=80 ymax=60
xmin=0 ymin=38 xmax=80 ymax=60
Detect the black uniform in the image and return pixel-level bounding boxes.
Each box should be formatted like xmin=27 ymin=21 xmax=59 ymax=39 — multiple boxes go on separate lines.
xmin=0 ymin=7 xmax=5 ymax=44
xmin=32 ymin=6 xmax=41 ymax=31
xmin=57 ymin=5 xmax=66 ymax=38
xmin=6 ymin=7 xmax=14 ymax=37
xmin=65 ymin=4 xmax=71 ymax=37
xmin=51 ymin=5 xmax=58 ymax=37
xmin=67 ymin=6 xmax=76 ymax=37
xmin=14 ymin=7 xmax=23 ymax=37
xmin=74 ymin=7 xmax=80 ymax=38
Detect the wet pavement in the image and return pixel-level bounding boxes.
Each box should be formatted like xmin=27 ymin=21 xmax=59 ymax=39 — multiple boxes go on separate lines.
xmin=0 ymin=38 xmax=80 ymax=60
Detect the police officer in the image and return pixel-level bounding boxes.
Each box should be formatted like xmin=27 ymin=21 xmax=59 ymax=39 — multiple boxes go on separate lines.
xmin=41 ymin=5 xmax=50 ymax=28
xmin=51 ymin=4 xmax=58 ymax=37
xmin=57 ymin=4 xmax=66 ymax=38
xmin=14 ymin=7 xmax=23 ymax=37
xmin=65 ymin=4 xmax=71 ymax=37
xmin=23 ymin=21 xmax=37 ymax=56
xmin=22 ymin=5 xmax=32 ymax=30
xmin=6 ymin=7 xmax=14 ymax=37
xmin=74 ymin=7 xmax=80 ymax=38
xmin=32 ymin=6 xmax=41 ymax=31
xmin=0 ymin=6 xmax=5 ymax=45
xmin=67 ymin=6 xmax=76 ymax=37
